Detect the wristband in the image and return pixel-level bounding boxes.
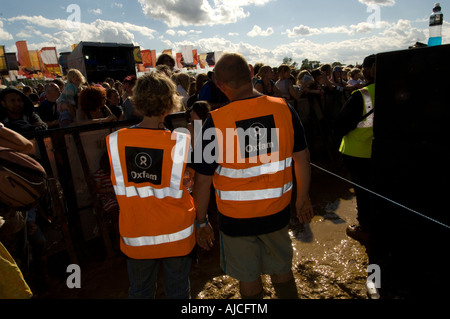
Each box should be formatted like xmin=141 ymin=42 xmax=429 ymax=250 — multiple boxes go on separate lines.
xmin=195 ymin=218 xmax=209 ymax=228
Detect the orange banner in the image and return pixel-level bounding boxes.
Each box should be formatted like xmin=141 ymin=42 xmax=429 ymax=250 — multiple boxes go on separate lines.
xmin=141 ymin=50 xmax=153 ymax=67
xmin=150 ymin=50 xmax=157 ymax=68
xmin=176 ymin=52 xmax=183 ymax=69
xmin=16 ymin=41 xmax=32 ymax=69
xmin=192 ymin=49 xmax=198 ymax=66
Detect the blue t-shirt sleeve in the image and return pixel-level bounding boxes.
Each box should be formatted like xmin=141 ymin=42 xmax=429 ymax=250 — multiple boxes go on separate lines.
xmin=199 ymin=83 xmax=211 ymax=101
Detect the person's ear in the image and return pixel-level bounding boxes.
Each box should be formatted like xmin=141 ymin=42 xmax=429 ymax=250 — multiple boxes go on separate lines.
xmin=215 ymin=80 xmax=226 ymax=92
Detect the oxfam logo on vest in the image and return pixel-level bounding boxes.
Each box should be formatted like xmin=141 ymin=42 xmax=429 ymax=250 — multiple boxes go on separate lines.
xmin=235 ymin=115 xmax=278 ymax=159
xmin=125 ymin=147 xmax=163 ymax=185
xmin=135 ymin=152 xmax=152 ymax=170
xmin=248 ymin=122 xmax=268 ymax=141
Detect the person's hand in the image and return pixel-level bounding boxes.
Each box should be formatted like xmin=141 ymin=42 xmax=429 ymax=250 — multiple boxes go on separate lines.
xmin=296 ymin=196 xmax=314 ymax=224
xmin=196 ymin=224 xmax=214 ymax=251
xmin=34 ymin=122 xmax=48 ymax=131
xmin=106 ymin=114 xmax=118 ymax=122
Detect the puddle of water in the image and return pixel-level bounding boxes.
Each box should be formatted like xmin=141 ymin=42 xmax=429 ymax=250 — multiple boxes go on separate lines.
xmin=195 ymin=197 xmax=369 ymax=299
xmin=290 ymin=199 xmax=369 ymax=299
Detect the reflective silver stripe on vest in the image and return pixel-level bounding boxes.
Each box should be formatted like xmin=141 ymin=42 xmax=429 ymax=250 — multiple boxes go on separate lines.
xmin=113 ymin=185 xmax=183 ymax=199
xmin=108 ymin=130 xmax=188 ymax=199
xmin=171 ymin=132 xmax=188 ymax=190
xmin=122 ymin=224 xmax=194 ymax=247
xmin=215 ymin=157 xmax=293 ymax=179
xmin=357 ymin=88 xmax=374 ymax=129
xmin=216 ymin=181 xmax=293 ymax=201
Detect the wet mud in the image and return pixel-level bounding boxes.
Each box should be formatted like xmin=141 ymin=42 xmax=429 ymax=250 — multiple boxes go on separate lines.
xmin=34 ymin=162 xmax=369 ymax=299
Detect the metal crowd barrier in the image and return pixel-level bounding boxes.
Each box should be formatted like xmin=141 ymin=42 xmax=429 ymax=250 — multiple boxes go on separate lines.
xmin=22 ymin=120 xmax=139 ymax=261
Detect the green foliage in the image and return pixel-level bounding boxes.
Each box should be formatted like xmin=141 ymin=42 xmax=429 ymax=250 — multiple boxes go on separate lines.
xmin=300 ymin=59 xmax=321 ymax=71
xmin=282 ymin=57 xmax=299 ymax=70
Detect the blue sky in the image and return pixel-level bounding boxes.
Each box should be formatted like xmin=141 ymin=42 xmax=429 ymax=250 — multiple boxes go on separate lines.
xmin=0 ymin=0 xmax=448 ymax=67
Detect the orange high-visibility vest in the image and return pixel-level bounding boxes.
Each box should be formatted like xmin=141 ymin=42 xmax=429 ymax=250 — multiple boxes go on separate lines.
xmin=106 ymin=128 xmax=196 ymax=259
xmin=210 ymin=95 xmax=295 ymax=219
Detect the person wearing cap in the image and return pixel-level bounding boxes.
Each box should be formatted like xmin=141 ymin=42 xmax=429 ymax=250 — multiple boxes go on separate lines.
xmin=333 ymin=54 xmax=376 ymax=243
xmin=0 ymin=87 xmax=48 ymax=134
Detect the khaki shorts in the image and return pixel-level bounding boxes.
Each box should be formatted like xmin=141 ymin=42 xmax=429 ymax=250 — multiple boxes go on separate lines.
xmin=220 ymin=225 xmax=293 ymax=282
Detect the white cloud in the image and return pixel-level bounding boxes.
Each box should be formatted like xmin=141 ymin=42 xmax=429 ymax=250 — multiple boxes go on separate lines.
xmin=8 ymin=15 xmax=75 ymax=30
xmin=276 ymin=19 xmax=427 ymax=65
xmin=286 ymin=21 xmax=391 ymax=38
xmin=15 ymin=25 xmax=43 ymax=39
xmin=6 ymin=16 xmax=157 ymax=53
xmin=137 ymin=0 xmax=273 ymax=27
xmin=111 ymin=2 xmax=123 ymax=9
xmin=247 ymin=25 xmax=274 ymax=37
xmin=88 ymin=8 xmax=103 ymax=15
xmin=358 ymin=0 xmax=395 ymax=6
xmin=0 ymin=21 xmax=14 ymax=40
xmin=166 ymin=29 xmax=176 ymax=36
xmin=166 ymin=29 xmax=203 ymax=37
xmin=285 ymin=25 xmax=321 ymax=37
xmin=162 ymin=17 xmax=427 ymax=66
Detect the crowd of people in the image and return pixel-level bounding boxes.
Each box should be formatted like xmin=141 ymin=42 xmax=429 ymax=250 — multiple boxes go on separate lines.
xmin=1 ymin=51 xmax=376 ymax=300
xmin=0 ymin=53 xmax=367 ymax=141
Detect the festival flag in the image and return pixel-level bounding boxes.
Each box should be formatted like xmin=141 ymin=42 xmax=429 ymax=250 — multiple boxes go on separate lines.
xmin=198 ymin=53 xmax=208 ymax=68
xmin=16 ymin=41 xmax=32 ymax=69
xmin=29 ymin=50 xmax=41 ymax=71
xmin=192 ymin=49 xmax=198 ymax=66
xmin=0 ymin=46 xmax=7 ymax=73
xmin=215 ymin=51 xmax=224 ymax=64
xmin=5 ymin=53 xmax=19 ymax=71
xmin=150 ymin=50 xmax=157 ymax=68
xmin=206 ymin=52 xmax=215 ymax=66
xmin=133 ymin=47 xmax=142 ymax=64
xmin=39 ymin=47 xmax=62 ymax=77
xmin=137 ymin=64 xmax=146 ymax=72
xmin=162 ymin=49 xmax=173 ymax=57
xmin=176 ymin=52 xmax=183 ymax=69
xmin=141 ymin=50 xmax=153 ymax=67
xmin=180 ymin=45 xmax=194 ymax=65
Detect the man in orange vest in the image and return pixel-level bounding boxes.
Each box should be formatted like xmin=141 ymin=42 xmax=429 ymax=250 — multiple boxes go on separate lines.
xmin=106 ymin=72 xmax=196 ymax=299
xmin=190 ymin=53 xmax=313 ymax=299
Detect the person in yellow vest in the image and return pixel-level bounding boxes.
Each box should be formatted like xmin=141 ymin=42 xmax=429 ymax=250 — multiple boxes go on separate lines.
xmin=190 ymin=53 xmax=314 ymax=299
xmin=333 ymin=55 xmax=376 ymax=243
xmin=106 ymin=72 xmax=196 ymax=299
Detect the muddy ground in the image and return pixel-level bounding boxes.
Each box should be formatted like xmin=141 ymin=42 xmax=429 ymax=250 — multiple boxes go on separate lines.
xmin=30 ymin=159 xmax=371 ymax=300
